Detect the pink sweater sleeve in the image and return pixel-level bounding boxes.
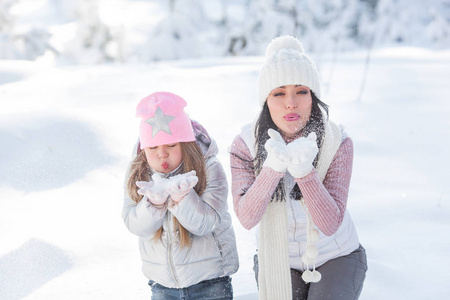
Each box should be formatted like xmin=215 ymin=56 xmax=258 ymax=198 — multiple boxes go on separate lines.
xmin=295 ymin=137 xmax=354 ymax=236
xmin=230 ymin=135 xmax=354 ymax=235
xmin=230 ymin=136 xmax=284 ymax=230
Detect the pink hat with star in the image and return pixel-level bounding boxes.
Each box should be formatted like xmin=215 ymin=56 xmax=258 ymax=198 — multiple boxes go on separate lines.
xmin=136 ymin=92 xmax=195 ymax=148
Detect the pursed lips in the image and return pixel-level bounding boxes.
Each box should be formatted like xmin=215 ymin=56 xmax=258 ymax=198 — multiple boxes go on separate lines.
xmin=283 ymin=113 xmax=300 ymax=121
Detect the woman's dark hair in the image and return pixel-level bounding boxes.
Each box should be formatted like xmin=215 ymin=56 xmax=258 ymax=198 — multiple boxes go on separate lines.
xmin=253 ymin=91 xmax=329 ymax=201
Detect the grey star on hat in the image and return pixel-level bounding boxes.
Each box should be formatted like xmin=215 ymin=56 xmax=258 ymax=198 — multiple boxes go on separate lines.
xmin=145 ymin=107 xmax=175 ymax=137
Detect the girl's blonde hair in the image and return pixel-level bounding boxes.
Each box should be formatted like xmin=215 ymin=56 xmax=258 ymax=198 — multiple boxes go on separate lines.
xmin=126 ymin=141 xmax=206 ymax=247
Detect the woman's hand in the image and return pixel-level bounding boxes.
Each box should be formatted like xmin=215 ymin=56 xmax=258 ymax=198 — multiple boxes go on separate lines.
xmin=263 ymin=129 xmax=289 ymax=173
xmin=286 ymin=132 xmax=319 ymax=178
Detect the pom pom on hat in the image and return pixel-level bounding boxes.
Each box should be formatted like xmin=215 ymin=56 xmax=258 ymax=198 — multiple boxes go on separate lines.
xmin=136 ymin=92 xmax=195 ymax=149
xmin=257 ymin=35 xmax=321 ymax=107
xmin=265 ymin=35 xmax=305 ymax=57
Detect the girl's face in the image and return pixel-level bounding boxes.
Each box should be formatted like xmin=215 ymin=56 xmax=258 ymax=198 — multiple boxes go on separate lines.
xmin=144 ymin=143 xmax=183 ymax=173
xmin=266 ymin=85 xmax=312 ymax=138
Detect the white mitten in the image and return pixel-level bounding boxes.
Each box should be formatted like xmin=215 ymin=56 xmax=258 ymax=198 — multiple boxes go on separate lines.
xmin=136 ymin=173 xmax=170 ymax=206
xmin=166 ymin=171 xmax=198 ymax=202
xmin=286 ymin=132 xmax=319 ymax=178
xmin=263 ymin=129 xmax=289 ymax=173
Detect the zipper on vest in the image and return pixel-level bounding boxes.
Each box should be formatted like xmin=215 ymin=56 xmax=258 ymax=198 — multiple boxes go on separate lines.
xmin=167 ymin=212 xmax=180 ymax=287
xmin=212 ymin=231 xmax=224 ymax=265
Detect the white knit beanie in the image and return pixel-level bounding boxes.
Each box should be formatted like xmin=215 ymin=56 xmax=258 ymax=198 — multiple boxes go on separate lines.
xmin=257 ymin=36 xmax=321 ymax=107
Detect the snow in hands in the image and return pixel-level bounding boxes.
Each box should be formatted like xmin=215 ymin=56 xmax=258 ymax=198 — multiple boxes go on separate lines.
xmin=137 ymin=171 xmax=198 ymax=205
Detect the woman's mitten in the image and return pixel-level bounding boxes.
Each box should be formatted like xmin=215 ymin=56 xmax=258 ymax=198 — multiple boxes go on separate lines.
xmin=286 ymin=132 xmax=318 ymax=178
xmin=263 ymin=129 xmax=289 ymax=173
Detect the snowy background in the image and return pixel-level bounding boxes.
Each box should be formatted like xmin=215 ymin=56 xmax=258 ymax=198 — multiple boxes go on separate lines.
xmin=1 ymin=0 xmax=450 ymax=64
xmin=1 ymin=0 xmax=450 ymax=300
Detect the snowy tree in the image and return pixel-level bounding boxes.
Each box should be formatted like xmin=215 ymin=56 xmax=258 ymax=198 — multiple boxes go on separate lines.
xmin=0 ymin=0 xmax=54 ymax=60
xmin=0 ymin=0 xmax=18 ymax=58
xmin=1 ymin=0 xmax=450 ymax=63
xmin=427 ymin=8 xmax=450 ymax=48
xmin=57 ymin=0 xmax=120 ymax=64
xmin=222 ymin=0 xmax=300 ymax=56
xmin=134 ymin=0 xmax=201 ymax=61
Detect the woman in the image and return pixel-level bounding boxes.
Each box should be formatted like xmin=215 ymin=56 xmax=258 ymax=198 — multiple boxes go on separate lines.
xmin=123 ymin=91 xmax=239 ymax=299
xmin=230 ymin=36 xmax=367 ymax=300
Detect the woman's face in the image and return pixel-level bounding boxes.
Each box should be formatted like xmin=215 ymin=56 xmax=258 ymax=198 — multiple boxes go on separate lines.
xmin=144 ymin=143 xmax=183 ymax=173
xmin=266 ymin=85 xmax=313 ymax=138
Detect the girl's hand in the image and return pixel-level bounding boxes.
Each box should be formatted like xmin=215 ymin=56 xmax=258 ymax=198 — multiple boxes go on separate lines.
xmin=263 ymin=129 xmax=289 ymax=173
xmin=286 ymin=132 xmax=318 ymax=178
xmin=166 ymin=171 xmax=198 ymax=203
xmin=136 ymin=174 xmax=169 ymax=206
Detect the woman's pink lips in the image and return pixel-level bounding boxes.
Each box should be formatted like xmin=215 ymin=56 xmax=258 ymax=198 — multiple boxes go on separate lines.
xmin=284 ymin=113 xmax=300 ymax=121
xmin=162 ymin=162 xmax=169 ymax=170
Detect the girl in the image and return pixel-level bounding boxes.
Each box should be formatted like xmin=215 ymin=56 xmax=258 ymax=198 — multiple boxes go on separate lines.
xmin=123 ymin=92 xmax=239 ymax=300
xmin=230 ymin=36 xmax=367 ymax=300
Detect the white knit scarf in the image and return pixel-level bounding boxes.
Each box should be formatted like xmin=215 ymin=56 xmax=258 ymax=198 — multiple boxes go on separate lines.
xmin=257 ymin=120 xmax=342 ymax=300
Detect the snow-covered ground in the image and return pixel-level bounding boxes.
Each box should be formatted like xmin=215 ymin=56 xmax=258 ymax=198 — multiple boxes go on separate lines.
xmin=1 ymin=47 xmax=450 ymax=299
